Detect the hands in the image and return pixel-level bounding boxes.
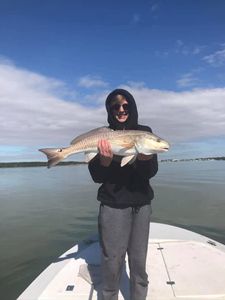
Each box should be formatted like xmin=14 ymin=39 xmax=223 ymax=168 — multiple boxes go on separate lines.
xmin=137 ymin=153 xmax=153 ymax=161
xmin=98 ymin=139 xmax=113 ymax=167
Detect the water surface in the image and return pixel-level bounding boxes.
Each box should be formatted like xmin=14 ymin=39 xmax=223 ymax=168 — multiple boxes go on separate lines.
xmin=0 ymin=161 xmax=224 ymax=299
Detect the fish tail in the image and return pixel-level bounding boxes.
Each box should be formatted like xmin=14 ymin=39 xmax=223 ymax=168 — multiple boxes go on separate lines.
xmin=39 ymin=148 xmax=66 ymax=168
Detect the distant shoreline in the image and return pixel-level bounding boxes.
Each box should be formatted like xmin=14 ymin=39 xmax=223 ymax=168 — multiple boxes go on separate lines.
xmin=0 ymin=157 xmax=224 ymax=168
xmin=161 ymin=156 xmax=225 ymax=163
xmin=0 ymin=161 xmax=87 ymax=168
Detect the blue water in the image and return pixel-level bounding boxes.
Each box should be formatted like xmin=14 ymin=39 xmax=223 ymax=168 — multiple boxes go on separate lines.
xmin=0 ymin=161 xmax=224 ymax=300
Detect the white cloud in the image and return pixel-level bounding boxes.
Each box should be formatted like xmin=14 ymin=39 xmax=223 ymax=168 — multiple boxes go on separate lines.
xmin=176 ymin=40 xmax=184 ymax=48
xmin=176 ymin=72 xmax=199 ymax=88
xmin=192 ymin=46 xmax=206 ymax=55
xmin=156 ymin=41 xmax=205 ymax=59
xmin=151 ymin=3 xmax=159 ymax=12
xmin=120 ymin=84 xmax=225 ymax=144
xmin=175 ymin=40 xmax=189 ymax=55
xmin=175 ymin=40 xmax=205 ymax=56
xmin=150 ymin=0 xmax=160 ymax=13
xmin=203 ymin=48 xmax=225 ymax=67
xmin=1 ymin=61 xmax=225 ymax=161
xmin=78 ymin=75 xmax=108 ymax=88
xmin=0 ymin=62 xmax=106 ymax=149
xmin=132 ymin=13 xmax=141 ymax=24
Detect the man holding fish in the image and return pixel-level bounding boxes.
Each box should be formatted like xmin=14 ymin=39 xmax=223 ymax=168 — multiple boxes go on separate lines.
xmin=39 ymin=88 xmax=169 ymax=300
xmin=88 ymin=89 xmax=160 ymax=300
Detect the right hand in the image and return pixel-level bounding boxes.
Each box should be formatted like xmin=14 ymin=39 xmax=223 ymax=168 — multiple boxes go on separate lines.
xmin=98 ymin=139 xmax=113 ymax=167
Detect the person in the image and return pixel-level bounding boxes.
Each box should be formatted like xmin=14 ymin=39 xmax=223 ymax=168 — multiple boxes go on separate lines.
xmin=88 ymin=89 xmax=158 ymax=300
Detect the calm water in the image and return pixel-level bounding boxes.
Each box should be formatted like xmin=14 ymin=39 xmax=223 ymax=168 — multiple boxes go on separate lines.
xmin=0 ymin=161 xmax=224 ymax=300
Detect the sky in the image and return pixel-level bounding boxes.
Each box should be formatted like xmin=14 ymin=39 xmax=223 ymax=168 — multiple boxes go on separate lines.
xmin=0 ymin=0 xmax=225 ymax=162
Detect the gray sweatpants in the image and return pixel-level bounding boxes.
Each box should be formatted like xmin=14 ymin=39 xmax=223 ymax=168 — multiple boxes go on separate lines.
xmin=98 ymin=204 xmax=152 ymax=300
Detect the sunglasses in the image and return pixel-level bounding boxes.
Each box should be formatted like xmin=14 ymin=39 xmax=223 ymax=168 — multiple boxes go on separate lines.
xmin=111 ymin=103 xmax=129 ymax=112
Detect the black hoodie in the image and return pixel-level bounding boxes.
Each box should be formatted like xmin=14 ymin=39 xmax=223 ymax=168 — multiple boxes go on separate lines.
xmin=88 ymin=89 xmax=158 ymax=208
xmin=105 ymin=89 xmax=138 ymax=130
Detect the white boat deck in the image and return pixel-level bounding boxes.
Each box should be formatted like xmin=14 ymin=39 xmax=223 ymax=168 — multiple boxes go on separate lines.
xmin=17 ymin=223 xmax=225 ymax=300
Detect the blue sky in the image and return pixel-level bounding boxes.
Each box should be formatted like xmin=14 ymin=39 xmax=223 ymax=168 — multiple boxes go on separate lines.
xmin=0 ymin=0 xmax=225 ymax=162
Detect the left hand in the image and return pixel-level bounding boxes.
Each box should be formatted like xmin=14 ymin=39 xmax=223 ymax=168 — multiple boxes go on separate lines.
xmin=98 ymin=139 xmax=113 ymax=167
xmin=137 ymin=153 xmax=153 ymax=161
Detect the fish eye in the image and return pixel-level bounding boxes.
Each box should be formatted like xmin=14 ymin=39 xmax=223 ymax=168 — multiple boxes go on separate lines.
xmin=157 ymin=138 xmax=161 ymax=143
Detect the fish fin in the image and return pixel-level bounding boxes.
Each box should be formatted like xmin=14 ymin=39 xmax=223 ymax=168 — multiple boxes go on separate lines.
xmin=70 ymin=127 xmax=111 ymax=145
xmin=85 ymin=152 xmax=98 ymax=163
xmin=128 ymin=155 xmax=137 ymax=165
xmin=39 ymin=148 xmax=66 ymax=168
xmin=121 ymin=155 xmax=136 ymax=167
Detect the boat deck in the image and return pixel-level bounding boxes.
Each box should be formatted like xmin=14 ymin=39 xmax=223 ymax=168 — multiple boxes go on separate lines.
xmin=17 ymin=223 xmax=225 ymax=300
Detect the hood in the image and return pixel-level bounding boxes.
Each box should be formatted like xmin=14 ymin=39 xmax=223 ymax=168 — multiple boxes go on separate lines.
xmin=105 ymin=89 xmax=138 ymax=130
